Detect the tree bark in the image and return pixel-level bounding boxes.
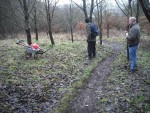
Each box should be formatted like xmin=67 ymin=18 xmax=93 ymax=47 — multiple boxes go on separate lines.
xmin=89 ymin=0 xmax=94 ymax=22
xmin=136 ymin=0 xmax=140 ymax=23
xmin=96 ymin=0 xmax=103 ymax=44
xmin=99 ymin=0 xmax=103 ymax=44
xmin=70 ymin=4 xmax=74 ymax=43
xmin=35 ymin=28 xmax=38 ymax=41
xmin=106 ymin=24 xmax=109 ymax=38
xmin=45 ymin=0 xmax=57 ymax=45
xmin=0 ymin=6 xmax=6 ymax=39
xmin=48 ymin=16 xmax=55 ymax=45
xmin=34 ymin=6 xmax=38 ymax=41
xmin=139 ymin=0 xmax=150 ymax=23
xmin=23 ymin=0 xmax=32 ymax=45
xmin=83 ymin=0 xmax=88 ymax=19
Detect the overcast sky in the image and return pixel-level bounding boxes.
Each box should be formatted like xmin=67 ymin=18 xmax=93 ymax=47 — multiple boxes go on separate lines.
xmin=58 ymin=0 xmax=82 ymax=5
xmin=58 ymin=0 xmax=117 ymax=8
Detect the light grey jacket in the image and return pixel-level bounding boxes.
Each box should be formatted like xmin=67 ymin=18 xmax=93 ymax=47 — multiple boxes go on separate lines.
xmin=127 ymin=23 xmax=140 ymax=46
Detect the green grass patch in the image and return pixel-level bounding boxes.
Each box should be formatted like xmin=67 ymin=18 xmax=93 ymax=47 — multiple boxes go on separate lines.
xmin=102 ymin=36 xmax=125 ymax=43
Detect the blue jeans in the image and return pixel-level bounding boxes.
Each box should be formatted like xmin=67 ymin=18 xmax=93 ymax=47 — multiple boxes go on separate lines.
xmin=128 ymin=45 xmax=138 ymax=71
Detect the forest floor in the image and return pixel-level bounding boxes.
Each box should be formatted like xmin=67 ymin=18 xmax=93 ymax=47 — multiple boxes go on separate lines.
xmin=65 ymin=41 xmax=122 ymax=113
xmin=0 ymin=36 xmax=150 ymax=113
xmin=65 ymin=39 xmax=150 ymax=113
xmin=0 ymin=37 xmax=112 ymax=113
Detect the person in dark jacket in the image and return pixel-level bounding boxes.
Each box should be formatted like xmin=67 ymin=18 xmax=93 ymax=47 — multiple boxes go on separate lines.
xmin=85 ymin=18 xmax=97 ymax=60
xmin=126 ymin=17 xmax=141 ymax=72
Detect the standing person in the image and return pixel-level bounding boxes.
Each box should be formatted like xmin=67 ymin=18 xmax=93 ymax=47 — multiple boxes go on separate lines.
xmin=85 ymin=18 xmax=98 ymax=60
xmin=126 ymin=17 xmax=141 ymax=72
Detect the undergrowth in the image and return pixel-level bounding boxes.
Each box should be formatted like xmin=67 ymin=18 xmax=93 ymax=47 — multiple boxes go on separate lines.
xmin=98 ymin=40 xmax=150 ymax=112
xmin=0 ymin=37 xmax=111 ymax=113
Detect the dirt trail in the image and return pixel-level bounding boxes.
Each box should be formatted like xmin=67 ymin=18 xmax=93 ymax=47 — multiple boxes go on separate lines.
xmin=65 ymin=42 xmax=122 ymax=113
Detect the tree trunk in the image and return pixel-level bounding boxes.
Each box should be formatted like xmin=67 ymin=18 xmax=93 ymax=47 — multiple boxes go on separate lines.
xmin=23 ymin=0 xmax=32 ymax=45
xmin=128 ymin=0 xmax=133 ymax=16
xmin=48 ymin=18 xmax=55 ymax=45
xmin=96 ymin=0 xmax=103 ymax=45
xmin=45 ymin=0 xmax=55 ymax=45
xmin=34 ymin=6 xmax=38 ymax=41
xmin=70 ymin=26 xmax=73 ymax=43
xmin=136 ymin=0 xmax=140 ymax=23
xmin=106 ymin=24 xmax=109 ymax=38
xmin=89 ymin=0 xmax=94 ymax=22
xmin=0 ymin=6 xmax=6 ymax=39
xmin=83 ymin=0 xmax=88 ymax=19
xmin=70 ymin=3 xmax=74 ymax=43
xmin=26 ymin=28 xmax=32 ymax=45
xmin=49 ymin=30 xmax=54 ymax=45
xmin=99 ymin=0 xmax=103 ymax=44
xmin=139 ymin=0 xmax=150 ymax=23
xmin=35 ymin=28 xmax=38 ymax=41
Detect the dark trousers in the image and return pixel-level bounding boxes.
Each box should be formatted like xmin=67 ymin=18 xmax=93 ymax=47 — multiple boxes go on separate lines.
xmin=87 ymin=41 xmax=96 ymax=58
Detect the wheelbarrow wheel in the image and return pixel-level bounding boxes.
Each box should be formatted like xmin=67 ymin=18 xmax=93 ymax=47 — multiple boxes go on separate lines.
xmin=36 ymin=49 xmax=45 ymax=55
xmin=25 ymin=51 xmax=32 ymax=59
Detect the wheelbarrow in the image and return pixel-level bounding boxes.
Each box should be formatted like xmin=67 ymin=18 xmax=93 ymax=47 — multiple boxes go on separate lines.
xmin=16 ymin=40 xmax=50 ymax=58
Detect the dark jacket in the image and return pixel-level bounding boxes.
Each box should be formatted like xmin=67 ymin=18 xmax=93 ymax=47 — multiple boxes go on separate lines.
xmin=127 ymin=23 xmax=140 ymax=46
xmin=86 ymin=22 xmax=96 ymax=42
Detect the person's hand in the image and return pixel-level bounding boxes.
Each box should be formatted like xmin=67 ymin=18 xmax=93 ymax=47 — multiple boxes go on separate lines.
xmin=125 ymin=31 xmax=128 ymax=38
xmin=126 ymin=32 xmax=128 ymax=38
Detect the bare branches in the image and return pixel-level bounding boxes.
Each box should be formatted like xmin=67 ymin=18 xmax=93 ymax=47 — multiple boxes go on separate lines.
xmin=51 ymin=0 xmax=59 ymax=18
xmin=139 ymin=0 xmax=150 ymax=23
xmin=44 ymin=0 xmax=59 ymax=45
xmin=71 ymin=0 xmax=84 ymax=12
xmin=28 ymin=0 xmax=37 ymax=15
xmin=89 ymin=0 xmax=94 ymax=21
xmin=115 ymin=0 xmax=128 ymax=17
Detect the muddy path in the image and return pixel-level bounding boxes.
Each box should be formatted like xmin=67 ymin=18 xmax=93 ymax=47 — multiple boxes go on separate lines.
xmin=65 ymin=42 xmax=123 ymax=113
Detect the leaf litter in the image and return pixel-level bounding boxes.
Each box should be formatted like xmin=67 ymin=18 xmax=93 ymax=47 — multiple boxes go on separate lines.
xmin=0 ymin=39 xmax=111 ymax=113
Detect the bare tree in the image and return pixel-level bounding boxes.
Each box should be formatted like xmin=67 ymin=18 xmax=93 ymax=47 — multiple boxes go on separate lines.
xmin=0 ymin=0 xmax=17 ymax=39
xmin=69 ymin=0 xmax=74 ymax=42
xmin=64 ymin=1 xmax=80 ymax=42
xmin=115 ymin=0 xmax=143 ymax=22
xmin=72 ymin=0 xmax=95 ymax=21
xmin=33 ymin=5 xmax=39 ymax=41
xmin=18 ymin=0 xmax=37 ymax=45
xmin=136 ymin=0 xmax=140 ymax=22
xmin=7 ymin=0 xmax=38 ymax=45
xmin=44 ymin=0 xmax=59 ymax=45
xmin=115 ymin=0 xmax=131 ymax=18
xmin=139 ymin=0 xmax=150 ymax=22
xmin=95 ymin=0 xmax=105 ymax=44
xmin=103 ymin=10 xmax=115 ymax=38
xmin=0 ymin=5 xmax=6 ymax=39
xmin=30 ymin=1 xmax=43 ymax=41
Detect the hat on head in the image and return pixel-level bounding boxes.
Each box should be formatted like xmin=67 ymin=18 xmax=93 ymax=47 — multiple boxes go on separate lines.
xmin=85 ymin=18 xmax=90 ymax=23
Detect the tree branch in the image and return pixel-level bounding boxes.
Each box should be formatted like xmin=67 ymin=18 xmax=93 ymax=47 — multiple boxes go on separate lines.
xmin=115 ymin=0 xmax=128 ymax=17
xmin=71 ymin=0 xmax=84 ymax=11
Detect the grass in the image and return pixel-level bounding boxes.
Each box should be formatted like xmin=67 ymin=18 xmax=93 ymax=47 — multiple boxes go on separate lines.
xmin=0 ymin=36 xmax=112 ymax=113
xmin=98 ymin=37 xmax=150 ymax=112
xmin=55 ymin=55 xmax=106 ymax=113
xmin=102 ymin=36 xmax=125 ymax=43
